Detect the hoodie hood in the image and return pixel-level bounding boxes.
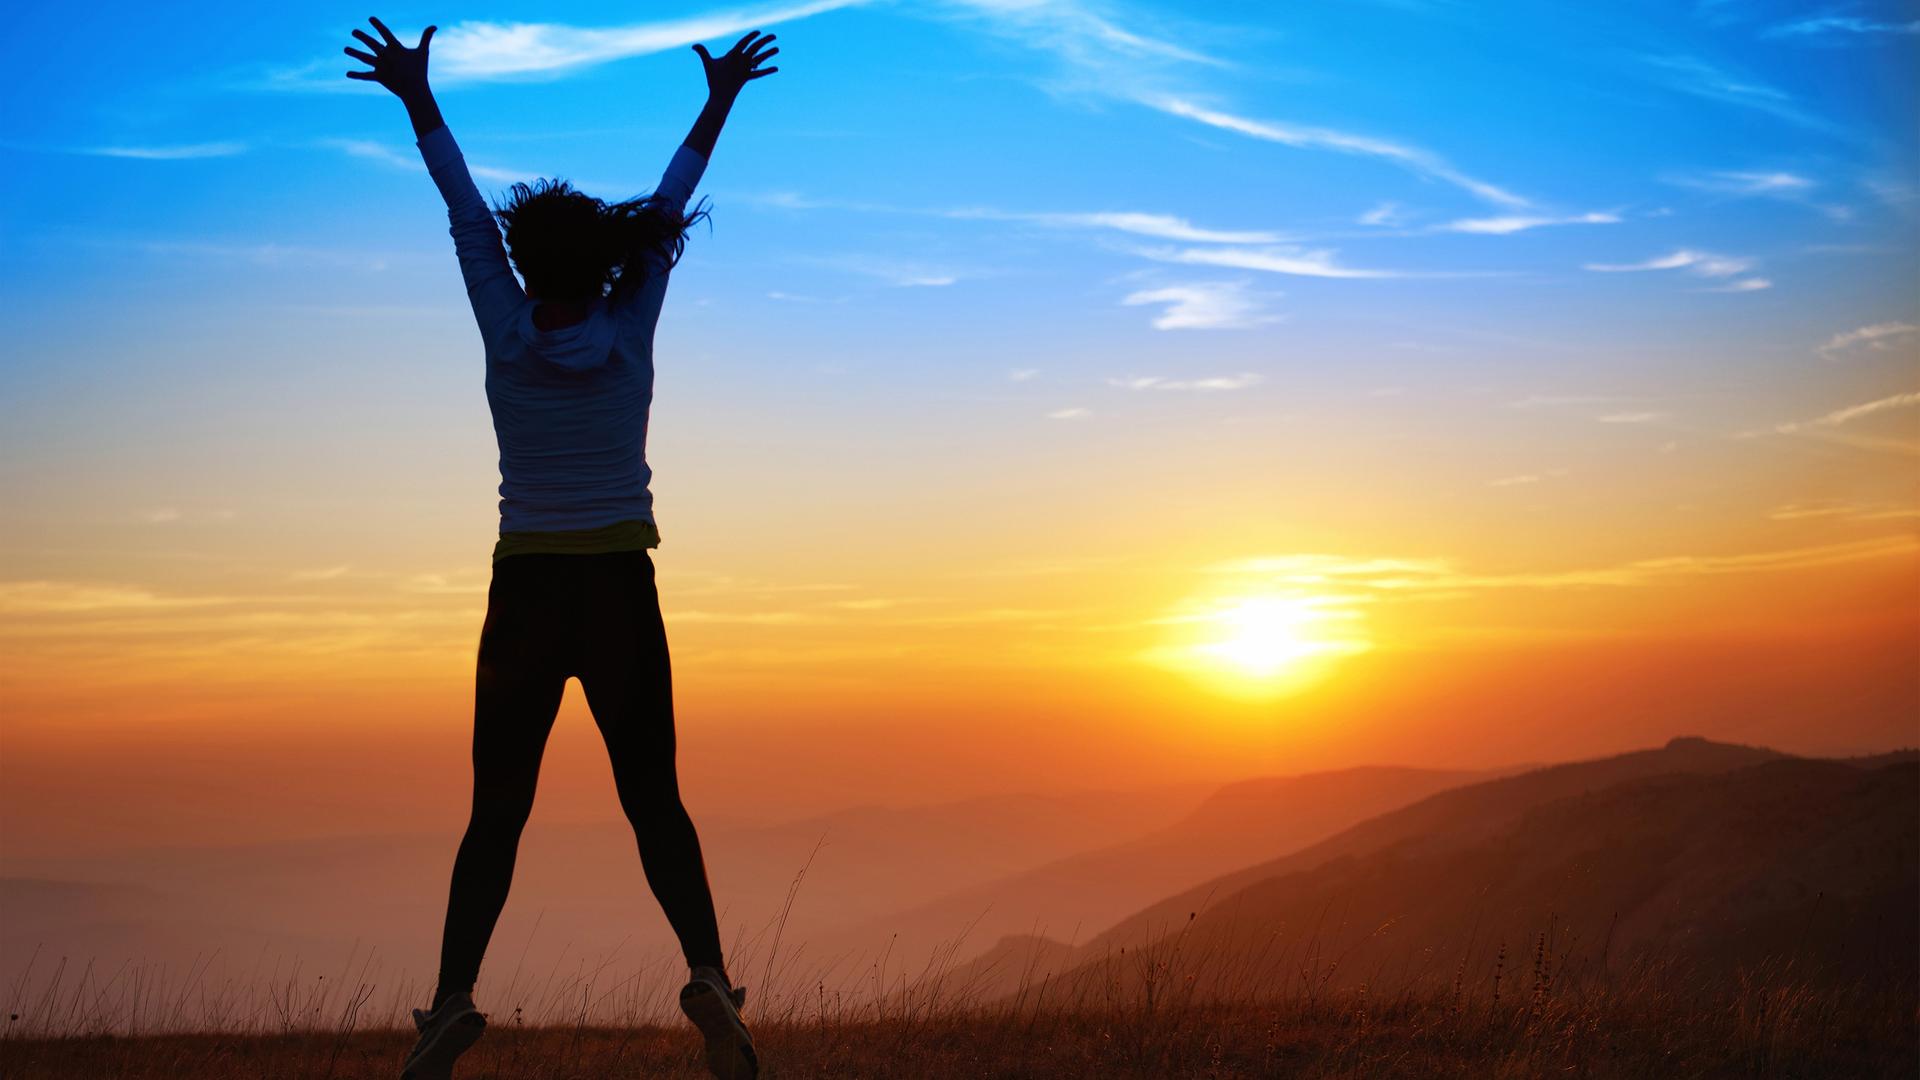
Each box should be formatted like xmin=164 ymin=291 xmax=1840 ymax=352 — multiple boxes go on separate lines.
xmin=516 ymin=300 xmax=618 ymax=372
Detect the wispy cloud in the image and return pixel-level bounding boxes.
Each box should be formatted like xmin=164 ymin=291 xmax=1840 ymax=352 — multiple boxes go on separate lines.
xmin=891 ymin=605 xmax=1083 ymax=627
xmin=1639 ymin=54 xmax=1838 ymax=135
xmin=1047 ymin=406 xmax=1092 ymax=420
xmin=827 ymin=596 xmax=927 ymax=611
xmin=938 ymin=0 xmax=1532 ymax=207
xmin=1510 ymin=393 xmax=1631 ymax=409
xmin=470 ymin=164 xmax=545 ymax=183
xmin=756 ymin=189 xmax=1401 ymax=295
xmin=948 ymin=207 xmax=1286 ymax=244
xmin=1436 ymin=211 xmax=1620 ymax=235
xmin=1051 ymin=212 xmax=1281 ymax=244
xmin=941 ymin=0 xmax=1226 ymax=69
xmin=1140 ymin=95 xmax=1529 ymax=207
xmin=1768 ymin=500 xmax=1920 ymax=522
xmin=670 ymin=609 xmax=823 ymax=625
xmin=1864 ymin=174 xmax=1920 ymax=216
xmin=1664 ymin=169 xmax=1849 ymax=220
xmin=1136 ymin=244 xmax=1409 ymax=279
xmin=1774 ymin=390 xmax=1920 ymax=432
xmin=1207 ymin=534 xmax=1920 ymax=593
xmin=1108 ymin=372 xmax=1264 ymax=390
xmin=1586 ymin=249 xmax=1751 ymax=276
xmin=138 ymin=239 xmax=395 ymax=272
xmin=1488 ymin=474 xmax=1542 ymax=487
xmin=1120 ymin=281 xmax=1283 ymax=330
xmin=756 ymin=192 xmax=1291 ymax=245
xmin=1671 ymin=169 xmax=1815 ymax=195
xmin=1008 ymin=368 xmax=1041 ymax=382
xmin=1749 ymin=389 xmax=1920 ymax=455
xmin=1817 ymin=321 xmax=1919 ymax=361
xmin=1359 ymin=202 xmax=1409 ymax=227
xmin=1597 ymin=411 xmax=1670 ymax=423
xmin=81 ymin=142 xmax=246 ymax=160
xmin=396 ymin=570 xmax=489 ymax=595
xmin=1765 ymin=15 xmax=1920 ymax=39
xmin=1584 ymin=248 xmax=1768 ymax=291
xmin=810 ymin=254 xmax=961 ymax=287
xmin=0 ymin=581 xmax=234 ymax=615
xmin=319 ymin=137 xmax=426 ymax=172
xmin=319 ymin=137 xmax=565 ymax=187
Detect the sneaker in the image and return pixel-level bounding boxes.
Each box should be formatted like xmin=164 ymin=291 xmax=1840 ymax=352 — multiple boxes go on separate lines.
xmin=679 ymin=965 xmax=758 ymax=1080
xmin=400 ymin=991 xmax=487 ymax=1079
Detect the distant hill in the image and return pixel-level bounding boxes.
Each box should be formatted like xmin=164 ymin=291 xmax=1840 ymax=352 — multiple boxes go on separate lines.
xmin=1844 ymin=749 xmax=1920 ymax=769
xmin=812 ymin=764 xmax=1495 ymax=970
xmin=953 ymin=739 xmax=1919 ymax=998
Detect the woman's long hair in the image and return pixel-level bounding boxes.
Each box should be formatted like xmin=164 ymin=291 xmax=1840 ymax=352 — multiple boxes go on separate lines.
xmin=492 ymin=179 xmax=711 ymax=302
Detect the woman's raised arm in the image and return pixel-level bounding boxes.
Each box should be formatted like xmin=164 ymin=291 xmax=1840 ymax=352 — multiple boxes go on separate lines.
xmin=346 ymin=18 xmax=526 ymax=334
xmin=681 ymin=31 xmax=780 ymax=162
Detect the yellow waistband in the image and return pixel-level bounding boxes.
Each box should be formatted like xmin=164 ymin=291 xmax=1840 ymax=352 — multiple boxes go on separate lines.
xmin=493 ymin=519 xmax=661 ymax=561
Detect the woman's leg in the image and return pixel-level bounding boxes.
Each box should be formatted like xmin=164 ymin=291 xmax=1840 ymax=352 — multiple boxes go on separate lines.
xmin=434 ymin=559 xmax=569 ymax=1007
xmin=576 ymin=551 xmax=726 ymax=973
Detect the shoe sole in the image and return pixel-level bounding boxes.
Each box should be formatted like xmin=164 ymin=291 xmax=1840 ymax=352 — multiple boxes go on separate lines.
xmin=401 ymin=1013 xmax=486 ymax=1080
xmin=679 ymin=982 xmax=758 ymax=1080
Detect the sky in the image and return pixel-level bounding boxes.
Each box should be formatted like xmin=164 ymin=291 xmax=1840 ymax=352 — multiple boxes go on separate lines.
xmin=0 ymin=0 xmax=1916 ymax=853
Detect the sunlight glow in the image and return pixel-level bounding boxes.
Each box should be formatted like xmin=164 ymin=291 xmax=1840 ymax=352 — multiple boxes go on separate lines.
xmin=1198 ymin=596 xmax=1331 ymax=677
xmin=1143 ymin=591 xmax=1375 ymax=701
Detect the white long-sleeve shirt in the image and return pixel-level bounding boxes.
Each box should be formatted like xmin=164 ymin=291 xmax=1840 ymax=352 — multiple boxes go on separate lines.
xmin=416 ymin=124 xmax=708 ymax=536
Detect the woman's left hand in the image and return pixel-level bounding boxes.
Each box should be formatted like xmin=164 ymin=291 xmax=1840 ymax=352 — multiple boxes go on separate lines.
xmin=692 ymin=31 xmax=779 ymax=101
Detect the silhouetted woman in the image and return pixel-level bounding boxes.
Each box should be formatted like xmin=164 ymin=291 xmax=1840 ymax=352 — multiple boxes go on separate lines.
xmin=344 ymin=16 xmax=776 ymax=1080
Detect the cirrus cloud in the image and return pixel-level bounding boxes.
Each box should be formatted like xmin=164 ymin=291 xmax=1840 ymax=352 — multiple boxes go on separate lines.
xmin=1120 ymin=281 xmax=1283 ymax=330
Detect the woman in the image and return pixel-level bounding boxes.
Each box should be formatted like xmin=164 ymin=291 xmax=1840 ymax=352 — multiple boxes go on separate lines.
xmin=343 ymin=17 xmax=777 ymax=1080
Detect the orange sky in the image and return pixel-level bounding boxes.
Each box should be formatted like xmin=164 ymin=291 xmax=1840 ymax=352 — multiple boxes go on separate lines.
xmin=5 ymin=433 xmax=1914 ymax=859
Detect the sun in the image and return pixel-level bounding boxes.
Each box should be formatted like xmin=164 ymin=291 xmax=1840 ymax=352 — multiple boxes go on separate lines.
xmin=1198 ymin=596 xmax=1332 ymax=678
xmin=1145 ymin=591 xmax=1372 ymax=698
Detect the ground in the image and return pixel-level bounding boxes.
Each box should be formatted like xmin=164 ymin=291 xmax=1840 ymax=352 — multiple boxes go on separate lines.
xmin=5 ymin=990 xmax=1914 ymax=1079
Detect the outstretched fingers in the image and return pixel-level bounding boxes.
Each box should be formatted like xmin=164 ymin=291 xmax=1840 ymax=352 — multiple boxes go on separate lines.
xmin=368 ymin=16 xmax=402 ymax=47
xmin=343 ymin=17 xmax=434 ymax=86
xmin=694 ymin=28 xmax=780 ymax=84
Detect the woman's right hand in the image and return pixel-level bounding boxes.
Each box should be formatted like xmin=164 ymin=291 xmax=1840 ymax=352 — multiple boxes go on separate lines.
xmin=345 ymin=16 xmax=437 ymax=100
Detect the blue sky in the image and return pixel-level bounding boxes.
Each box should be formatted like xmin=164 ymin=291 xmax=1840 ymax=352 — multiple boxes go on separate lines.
xmin=0 ymin=1 xmax=1917 ymax=822
xmin=0 ymin=0 xmax=1915 ymax=578
xmin=8 ymin=1 xmax=1915 ymax=314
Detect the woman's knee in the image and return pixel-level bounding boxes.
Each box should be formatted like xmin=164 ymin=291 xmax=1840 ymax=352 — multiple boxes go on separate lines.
xmin=616 ymin=784 xmax=689 ymax=828
xmin=465 ymin=786 xmax=538 ymax=837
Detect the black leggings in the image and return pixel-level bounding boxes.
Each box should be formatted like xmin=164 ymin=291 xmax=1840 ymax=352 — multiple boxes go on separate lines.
xmin=435 ymin=549 xmax=724 ymax=1001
